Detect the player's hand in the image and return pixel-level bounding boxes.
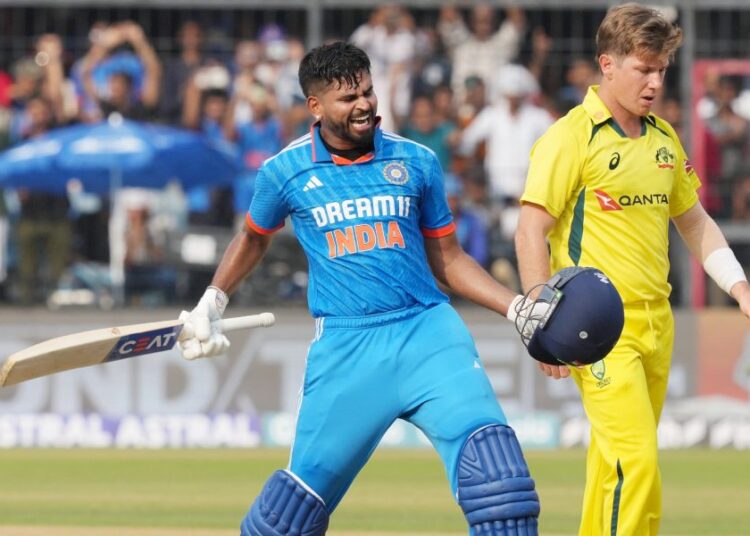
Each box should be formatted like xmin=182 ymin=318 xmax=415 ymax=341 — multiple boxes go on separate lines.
xmin=507 ymin=294 xmax=551 ymax=340
xmin=731 ymin=281 xmax=750 ymax=320
xmin=178 ymin=286 xmax=230 ymax=360
xmin=537 ymin=362 xmax=570 ymax=379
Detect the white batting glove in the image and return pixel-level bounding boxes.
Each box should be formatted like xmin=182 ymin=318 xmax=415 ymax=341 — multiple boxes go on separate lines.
xmin=178 ymin=286 xmax=230 ymax=360
xmin=507 ymin=294 xmax=552 ymax=340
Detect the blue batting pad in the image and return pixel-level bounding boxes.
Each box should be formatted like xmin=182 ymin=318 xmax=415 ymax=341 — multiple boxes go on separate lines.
xmin=241 ymin=470 xmax=328 ymax=536
xmin=457 ymin=425 xmax=539 ymax=535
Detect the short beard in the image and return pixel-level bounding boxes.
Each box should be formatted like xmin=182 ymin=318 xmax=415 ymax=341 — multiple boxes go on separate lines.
xmin=326 ymin=115 xmax=375 ymax=148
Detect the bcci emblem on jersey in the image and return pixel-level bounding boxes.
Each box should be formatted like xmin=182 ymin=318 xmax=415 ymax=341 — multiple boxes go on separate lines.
xmin=383 ymin=162 xmax=409 ymax=185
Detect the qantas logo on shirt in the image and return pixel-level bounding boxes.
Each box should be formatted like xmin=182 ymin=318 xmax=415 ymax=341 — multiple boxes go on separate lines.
xmin=594 ymin=190 xmax=622 ymax=211
xmin=595 ymin=189 xmax=669 ymax=210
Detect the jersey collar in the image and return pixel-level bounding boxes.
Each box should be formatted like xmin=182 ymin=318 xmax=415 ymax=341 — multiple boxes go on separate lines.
xmin=310 ymin=118 xmax=383 ymax=166
xmin=582 ymin=85 xmax=651 ymax=137
xmin=582 ymin=85 xmax=613 ymax=125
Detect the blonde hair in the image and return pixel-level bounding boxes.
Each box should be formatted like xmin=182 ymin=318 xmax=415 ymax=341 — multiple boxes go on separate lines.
xmin=596 ymin=3 xmax=683 ymax=60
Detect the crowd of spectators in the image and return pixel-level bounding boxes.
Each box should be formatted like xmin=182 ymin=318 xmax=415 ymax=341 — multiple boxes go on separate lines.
xmin=0 ymin=4 xmax=745 ymax=307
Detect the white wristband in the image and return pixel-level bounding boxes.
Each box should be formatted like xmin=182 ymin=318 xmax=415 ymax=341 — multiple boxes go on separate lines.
xmin=204 ymin=286 xmax=229 ymax=315
xmin=703 ymin=247 xmax=747 ymax=295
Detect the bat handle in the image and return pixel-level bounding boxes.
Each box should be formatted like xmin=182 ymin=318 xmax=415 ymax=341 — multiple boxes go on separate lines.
xmin=219 ymin=312 xmax=276 ymax=332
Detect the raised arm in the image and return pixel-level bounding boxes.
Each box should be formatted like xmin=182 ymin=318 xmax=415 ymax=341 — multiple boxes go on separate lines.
xmin=120 ymin=22 xmax=162 ymax=109
xmin=78 ymin=28 xmax=118 ymax=118
xmin=181 ymin=75 xmax=202 ymax=130
xmin=35 ymin=34 xmax=69 ymax=124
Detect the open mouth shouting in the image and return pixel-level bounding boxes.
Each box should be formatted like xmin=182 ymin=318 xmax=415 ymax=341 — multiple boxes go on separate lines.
xmin=350 ymin=113 xmax=373 ymax=134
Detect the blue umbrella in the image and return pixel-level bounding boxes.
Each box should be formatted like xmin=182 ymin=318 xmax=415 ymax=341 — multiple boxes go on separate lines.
xmin=0 ymin=115 xmax=240 ymax=194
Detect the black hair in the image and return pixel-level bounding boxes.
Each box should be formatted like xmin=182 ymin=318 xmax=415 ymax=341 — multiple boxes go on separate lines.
xmin=298 ymin=41 xmax=371 ymax=97
xmin=110 ymin=71 xmax=134 ymax=88
xmin=203 ymin=88 xmax=230 ymax=100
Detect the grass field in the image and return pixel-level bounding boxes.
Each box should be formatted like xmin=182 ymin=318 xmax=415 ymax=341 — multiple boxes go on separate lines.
xmin=0 ymin=448 xmax=748 ymax=535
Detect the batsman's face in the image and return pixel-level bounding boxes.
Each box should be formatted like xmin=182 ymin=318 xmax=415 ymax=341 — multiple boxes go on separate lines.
xmin=309 ymin=70 xmax=378 ymax=150
xmin=600 ymin=52 xmax=668 ymax=117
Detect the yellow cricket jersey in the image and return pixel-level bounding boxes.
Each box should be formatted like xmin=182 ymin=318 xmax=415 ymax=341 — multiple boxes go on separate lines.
xmin=521 ymin=86 xmax=701 ymax=304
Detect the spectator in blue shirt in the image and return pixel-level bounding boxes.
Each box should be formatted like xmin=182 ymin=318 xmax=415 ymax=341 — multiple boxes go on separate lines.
xmin=445 ymin=172 xmax=489 ymax=268
xmin=224 ymin=81 xmax=284 ymax=226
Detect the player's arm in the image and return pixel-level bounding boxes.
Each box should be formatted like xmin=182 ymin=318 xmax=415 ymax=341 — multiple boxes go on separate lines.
xmin=515 ymin=202 xmax=555 ymax=292
xmin=211 ymin=225 xmax=273 ymax=295
xmin=424 ymin=232 xmax=518 ymax=316
xmin=515 ymin=202 xmax=570 ymax=380
xmin=178 ymin=225 xmax=273 ymax=360
xmin=672 ymin=201 xmax=750 ymax=317
xmin=121 ymin=21 xmax=161 ymax=110
xmin=179 ymin=161 xmax=287 ymax=360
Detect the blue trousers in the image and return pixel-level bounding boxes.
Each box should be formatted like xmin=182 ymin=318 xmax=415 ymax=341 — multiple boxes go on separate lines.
xmin=289 ymin=302 xmax=506 ymax=512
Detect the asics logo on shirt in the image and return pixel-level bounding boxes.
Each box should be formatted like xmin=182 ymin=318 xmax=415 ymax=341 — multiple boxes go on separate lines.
xmin=608 ymin=152 xmax=621 ymax=170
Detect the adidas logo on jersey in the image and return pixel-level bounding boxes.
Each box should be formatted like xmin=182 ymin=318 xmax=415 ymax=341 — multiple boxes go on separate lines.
xmin=303 ymin=176 xmax=324 ymax=191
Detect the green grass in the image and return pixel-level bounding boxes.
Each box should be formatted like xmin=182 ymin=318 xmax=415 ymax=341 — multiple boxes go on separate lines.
xmin=0 ymin=448 xmax=748 ymax=534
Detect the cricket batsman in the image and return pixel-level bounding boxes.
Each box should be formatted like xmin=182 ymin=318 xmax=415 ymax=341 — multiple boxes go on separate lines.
xmin=516 ymin=4 xmax=750 ymax=535
xmin=178 ymin=41 xmax=551 ymax=535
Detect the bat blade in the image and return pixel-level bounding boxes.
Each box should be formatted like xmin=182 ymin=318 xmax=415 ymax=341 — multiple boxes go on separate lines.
xmin=0 ymin=313 xmax=275 ymax=387
xmin=0 ymin=319 xmax=183 ymax=387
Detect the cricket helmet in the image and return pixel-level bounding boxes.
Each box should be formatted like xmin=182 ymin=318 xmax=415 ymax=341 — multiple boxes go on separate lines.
xmin=513 ymin=267 xmax=624 ymax=366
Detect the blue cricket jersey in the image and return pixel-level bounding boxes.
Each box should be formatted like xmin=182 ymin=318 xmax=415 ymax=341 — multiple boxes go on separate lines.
xmin=247 ymin=123 xmax=455 ymax=318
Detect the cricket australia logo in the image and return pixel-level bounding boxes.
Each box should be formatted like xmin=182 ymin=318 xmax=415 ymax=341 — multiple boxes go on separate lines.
xmin=655 ymin=146 xmax=675 ymax=169
xmin=383 ymin=162 xmax=409 ymax=185
xmin=590 ymin=360 xmax=611 ymax=388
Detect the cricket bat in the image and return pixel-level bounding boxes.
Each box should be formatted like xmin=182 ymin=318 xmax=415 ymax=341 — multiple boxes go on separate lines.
xmin=0 ymin=313 xmax=275 ymax=387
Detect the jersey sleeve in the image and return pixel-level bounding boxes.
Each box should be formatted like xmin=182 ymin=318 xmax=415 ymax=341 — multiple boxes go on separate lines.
xmin=521 ymin=120 xmax=584 ymax=218
xmin=419 ymin=153 xmax=456 ymax=238
xmin=246 ymin=164 xmax=289 ymax=234
xmin=664 ymin=121 xmax=701 ymax=218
